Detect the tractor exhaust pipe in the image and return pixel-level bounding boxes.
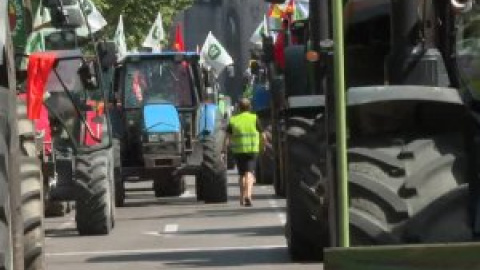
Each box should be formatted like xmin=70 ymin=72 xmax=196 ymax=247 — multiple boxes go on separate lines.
xmin=451 ymin=0 xmax=474 ymax=13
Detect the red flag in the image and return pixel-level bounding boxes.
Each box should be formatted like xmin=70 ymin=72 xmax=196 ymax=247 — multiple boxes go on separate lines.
xmin=174 ymin=24 xmax=185 ymax=52
xmin=26 ymin=52 xmax=57 ymax=120
xmin=273 ymin=32 xmax=285 ymax=70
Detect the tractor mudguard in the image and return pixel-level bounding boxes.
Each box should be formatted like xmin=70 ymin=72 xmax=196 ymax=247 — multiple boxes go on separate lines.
xmin=198 ymin=103 xmax=218 ymax=136
xmin=347 ymin=86 xmax=466 ymax=135
xmin=347 ymin=85 xmax=463 ymax=107
xmin=143 ymin=103 xmax=181 ymax=133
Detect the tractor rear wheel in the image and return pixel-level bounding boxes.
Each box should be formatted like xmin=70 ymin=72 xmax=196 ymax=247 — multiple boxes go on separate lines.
xmin=0 ymin=92 xmax=16 ymax=270
xmin=256 ymin=124 xmax=275 ymax=185
xmin=17 ymin=97 xmax=45 ymax=270
xmin=113 ymin=139 xmax=125 ymax=207
xmin=285 ymin=115 xmax=327 ymax=261
xmin=75 ymin=150 xmax=114 ymax=235
xmin=348 ymin=133 xmax=469 ymax=245
xmin=199 ymin=134 xmax=228 ymax=203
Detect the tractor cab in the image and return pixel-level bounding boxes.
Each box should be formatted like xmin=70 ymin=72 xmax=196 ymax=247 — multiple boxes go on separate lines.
xmin=28 ymin=50 xmax=109 ymax=152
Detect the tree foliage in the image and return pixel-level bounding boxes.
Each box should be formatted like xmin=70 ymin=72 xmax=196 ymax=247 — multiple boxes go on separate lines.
xmin=91 ymin=0 xmax=193 ymax=49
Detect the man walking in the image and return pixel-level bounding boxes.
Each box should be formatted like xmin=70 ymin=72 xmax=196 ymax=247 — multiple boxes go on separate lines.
xmin=224 ymin=98 xmax=264 ymax=207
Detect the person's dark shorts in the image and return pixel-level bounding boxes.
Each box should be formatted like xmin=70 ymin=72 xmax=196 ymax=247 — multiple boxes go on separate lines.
xmin=234 ymin=153 xmax=258 ymax=175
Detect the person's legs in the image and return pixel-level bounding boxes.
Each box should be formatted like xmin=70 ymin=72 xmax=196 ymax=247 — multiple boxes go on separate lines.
xmin=243 ymin=154 xmax=258 ymax=206
xmin=235 ymin=154 xmax=247 ymax=205
xmin=238 ymin=175 xmax=245 ymax=205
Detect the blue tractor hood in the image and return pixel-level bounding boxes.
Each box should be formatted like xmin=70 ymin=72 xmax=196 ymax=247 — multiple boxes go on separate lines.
xmin=143 ymin=103 xmax=181 ymax=133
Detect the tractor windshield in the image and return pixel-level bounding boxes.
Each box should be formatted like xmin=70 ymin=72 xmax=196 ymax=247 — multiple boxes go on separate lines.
xmin=43 ymin=57 xmax=108 ymax=150
xmin=123 ymin=59 xmax=196 ymax=109
xmin=456 ymin=10 xmax=480 ymax=100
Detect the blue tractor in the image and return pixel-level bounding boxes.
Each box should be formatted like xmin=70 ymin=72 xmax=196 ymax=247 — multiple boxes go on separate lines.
xmin=110 ymin=52 xmax=228 ymax=206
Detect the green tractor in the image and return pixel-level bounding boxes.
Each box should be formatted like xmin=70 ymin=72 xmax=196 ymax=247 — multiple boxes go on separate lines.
xmin=22 ymin=0 xmax=116 ymax=236
xmin=266 ymin=0 xmax=480 ymax=267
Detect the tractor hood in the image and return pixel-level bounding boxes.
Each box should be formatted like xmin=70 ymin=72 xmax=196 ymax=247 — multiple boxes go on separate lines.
xmin=143 ymin=103 xmax=181 ymax=133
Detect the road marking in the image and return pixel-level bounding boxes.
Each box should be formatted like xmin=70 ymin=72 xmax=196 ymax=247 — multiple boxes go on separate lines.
xmin=142 ymin=231 xmax=161 ymax=236
xmin=141 ymin=224 xmax=178 ymax=237
xmin=268 ymin=199 xmax=286 ymax=225
xmin=164 ymin=224 xmax=179 ymax=234
xmin=46 ymin=244 xmax=286 ymax=257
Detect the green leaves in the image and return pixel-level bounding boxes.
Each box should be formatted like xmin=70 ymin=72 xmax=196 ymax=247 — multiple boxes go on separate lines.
xmin=91 ymin=0 xmax=192 ymax=48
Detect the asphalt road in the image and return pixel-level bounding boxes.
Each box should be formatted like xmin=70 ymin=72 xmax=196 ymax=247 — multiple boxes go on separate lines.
xmin=45 ymin=171 xmax=323 ymax=269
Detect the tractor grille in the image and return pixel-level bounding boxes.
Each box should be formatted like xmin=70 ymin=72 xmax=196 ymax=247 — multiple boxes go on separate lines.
xmin=143 ymin=142 xmax=180 ymax=155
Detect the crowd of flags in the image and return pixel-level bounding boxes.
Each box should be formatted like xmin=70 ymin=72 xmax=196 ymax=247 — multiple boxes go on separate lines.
xmin=250 ymin=0 xmax=309 ymax=46
xmin=113 ymin=11 xmax=233 ymax=76
xmin=18 ymin=0 xmax=313 ymax=77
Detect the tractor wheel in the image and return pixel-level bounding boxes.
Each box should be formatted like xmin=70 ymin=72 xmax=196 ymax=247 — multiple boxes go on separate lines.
xmin=256 ymin=125 xmax=274 ymax=185
xmin=226 ymin=149 xmax=235 ymax=170
xmin=75 ymin=150 xmax=114 ymax=235
xmin=199 ymin=133 xmax=228 ymax=203
xmin=195 ymin=176 xmax=204 ymax=201
xmin=17 ymin=97 xmax=45 ymax=270
xmin=113 ymin=139 xmax=125 ymax=207
xmin=285 ymin=115 xmax=327 ymax=261
xmin=153 ymin=174 xmax=186 ymax=197
xmin=348 ymin=133 xmax=469 ymax=245
xmin=273 ymin=129 xmax=287 ymax=198
xmin=0 ymin=145 xmax=13 ymax=270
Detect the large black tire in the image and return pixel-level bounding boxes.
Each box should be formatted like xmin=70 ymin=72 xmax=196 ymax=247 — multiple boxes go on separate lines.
xmin=256 ymin=124 xmax=275 ymax=185
xmin=113 ymin=139 xmax=125 ymax=207
xmin=348 ymin=134 xmax=469 ymax=245
xmin=153 ymin=175 xmax=186 ymax=197
xmin=285 ymin=115 xmax=327 ymax=261
xmin=199 ymin=133 xmax=228 ymax=203
xmin=195 ymin=176 xmax=204 ymax=201
xmin=226 ymin=149 xmax=235 ymax=170
xmin=273 ymin=123 xmax=287 ymax=198
xmin=0 ymin=92 xmax=14 ymax=270
xmin=75 ymin=150 xmax=114 ymax=235
xmin=17 ymin=98 xmax=45 ymax=270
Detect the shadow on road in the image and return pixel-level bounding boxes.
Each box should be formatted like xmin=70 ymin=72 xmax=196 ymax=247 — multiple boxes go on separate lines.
xmin=177 ymin=225 xmax=284 ymax=237
xmin=45 ymin=228 xmax=79 ymax=238
xmin=86 ymin=246 xmax=304 ymax=268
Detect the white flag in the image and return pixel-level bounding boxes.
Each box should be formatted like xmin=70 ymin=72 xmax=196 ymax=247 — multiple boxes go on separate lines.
xmin=25 ymin=4 xmax=48 ymax=55
xmin=79 ymin=0 xmax=107 ymax=33
xmin=0 ymin=0 xmax=8 ymax=65
xmin=200 ymin=32 xmax=234 ymax=76
xmin=142 ymin=12 xmax=164 ymax=51
xmin=250 ymin=15 xmax=269 ymax=46
xmin=114 ymin=15 xmax=128 ymax=59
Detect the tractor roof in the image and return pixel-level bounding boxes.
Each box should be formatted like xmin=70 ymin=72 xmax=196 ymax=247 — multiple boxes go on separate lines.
xmin=30 ymin=49 xmax=83 ymax=60
xmin=120 ymin=51 xmax=200 ymax=63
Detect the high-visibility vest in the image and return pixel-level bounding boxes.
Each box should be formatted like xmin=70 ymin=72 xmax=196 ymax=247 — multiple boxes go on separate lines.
xmin=229 ymin=112 xmax=260 ymax=154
